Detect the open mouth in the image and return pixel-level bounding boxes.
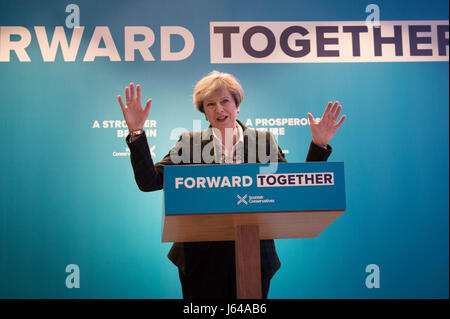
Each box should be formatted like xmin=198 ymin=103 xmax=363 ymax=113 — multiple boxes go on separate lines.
xmin=216 ymin=115 xmax=228 ymax=122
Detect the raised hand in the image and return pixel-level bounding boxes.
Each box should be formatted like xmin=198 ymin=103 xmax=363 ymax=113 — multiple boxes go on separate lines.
xmin=307 ymin=101 xmax=346 ymax=148
xmin=117 ymin=83 xmax=152 ymax=131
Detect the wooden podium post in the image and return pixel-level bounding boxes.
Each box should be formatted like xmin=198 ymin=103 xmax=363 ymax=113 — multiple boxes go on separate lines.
xmin=235 ymin=225 xmax=262 ymax=299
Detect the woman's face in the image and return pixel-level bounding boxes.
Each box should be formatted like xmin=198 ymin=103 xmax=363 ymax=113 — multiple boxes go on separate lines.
xmin=203 ymin=87 xmax=239 ymax=130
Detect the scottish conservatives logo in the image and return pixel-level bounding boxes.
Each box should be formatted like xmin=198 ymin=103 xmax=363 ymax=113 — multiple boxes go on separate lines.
xmin=237 ymin=194 xmax=275 ymax=205
xmin=237 ymin=194 xmax=248 ymax=205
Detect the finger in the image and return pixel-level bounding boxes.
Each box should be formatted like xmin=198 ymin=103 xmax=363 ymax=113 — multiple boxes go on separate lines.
xmin=137 ymin=84 xmax=141 ymax=105
xmin=334 ymin=105 xmax=342 ymax=121
xmin=321 ymin=101 xmax=333 ymax=119
xmin=125 ymin=86 xmax=130 ymax=103
xmin=130 ymin=82 xmax=135 ymax=101
xmin=330 ymin=101 xmax=339 ymax=115
xmin=307 ymin=112 xmax=316 ymax=125
xmin=118 ymin=95 xmax=126 ymax=111
xmin=144 ymin=98 xmax=152 ymax=116
xmin=335 ymin=115 xmax=346 ymax=128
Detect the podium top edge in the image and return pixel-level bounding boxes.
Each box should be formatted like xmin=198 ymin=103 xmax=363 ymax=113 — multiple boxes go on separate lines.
xmin=164 ymin=209 xmax=346 ymax=216
xmin=163 ymin=161 xmax=344 ymax=168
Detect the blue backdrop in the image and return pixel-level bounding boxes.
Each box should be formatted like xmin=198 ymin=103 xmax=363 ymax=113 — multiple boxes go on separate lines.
xmin=0 ymin=0 xmax=448 ymax=298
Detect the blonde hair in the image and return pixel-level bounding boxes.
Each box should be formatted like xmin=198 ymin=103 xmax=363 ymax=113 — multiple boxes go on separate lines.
xmin=193 ymin=70 xmax=244 ymax=113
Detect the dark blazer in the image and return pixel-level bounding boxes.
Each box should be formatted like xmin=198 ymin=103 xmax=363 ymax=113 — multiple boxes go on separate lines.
xmin=126 ymin=119 xmax=332 ymax=278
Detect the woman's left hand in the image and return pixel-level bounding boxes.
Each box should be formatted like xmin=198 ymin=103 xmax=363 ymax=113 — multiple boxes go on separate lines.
xmin=307 ymin=101 xmax=346 ymax=148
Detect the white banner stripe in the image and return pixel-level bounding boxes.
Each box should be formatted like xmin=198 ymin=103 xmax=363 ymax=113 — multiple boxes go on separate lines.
xmin=210 ymin=20 xmax=449 ymax=63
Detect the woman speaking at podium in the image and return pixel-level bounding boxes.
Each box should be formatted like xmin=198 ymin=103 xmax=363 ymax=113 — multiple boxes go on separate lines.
xmin=117 ymin=71 xmax=345 ymax=299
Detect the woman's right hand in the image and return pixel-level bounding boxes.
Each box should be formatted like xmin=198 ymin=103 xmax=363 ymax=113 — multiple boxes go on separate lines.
xmin=118 ymin=83 xmax=152 ymax=131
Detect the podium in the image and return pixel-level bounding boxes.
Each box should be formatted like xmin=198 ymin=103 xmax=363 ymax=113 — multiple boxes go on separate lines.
xmin=162 ymin=162 xmax=346 ymax=298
